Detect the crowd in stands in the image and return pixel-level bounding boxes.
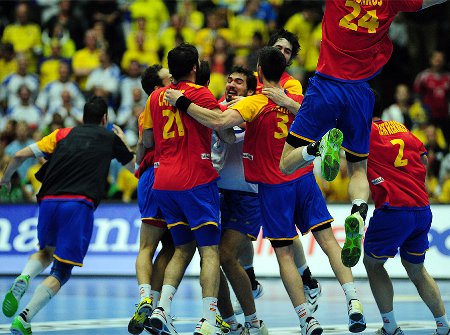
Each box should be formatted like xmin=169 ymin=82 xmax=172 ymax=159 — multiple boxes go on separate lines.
xmin=0 ymin=0 xmax=449 ymax=204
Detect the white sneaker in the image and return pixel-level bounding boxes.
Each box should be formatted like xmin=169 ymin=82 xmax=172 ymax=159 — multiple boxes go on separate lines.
xmin=301 ymin=317 xmax=323 ymax=335
xmin=229 ymin=323 xmax=246 ymax=335
xmin=244 ymin=320 xmax=268 ymax=335
xmin=304 ymin=280 xmax=321 ymax=313
xmin=148 ymin=307 xmax=178 ymax=335
xmin=375 ymin=327 xmax=405 ymax=335
xmin=194 ymin=318 xmax=227 ymax=335
xmin=233 ymin=283 xmax=264 ymax=315
xmin=348 ymin=299 xmax=366 ymax=333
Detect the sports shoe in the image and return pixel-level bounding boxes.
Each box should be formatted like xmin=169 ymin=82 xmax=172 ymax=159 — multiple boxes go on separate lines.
xmin=229 ymin=323 xmax=246 ymax=335
xmin=301 ymin=317 xmax=323 ymax=335
xmin=10 ymin=315 xmax=32 ymax=335
xmin=148 ymin=307 xmax=178 ymax=335
xmin=348 ymin=299 xmax=366 ymax=333
xmin=128 ymin=297 xmax=153 ymax=334
xmin=304 ymin=279 xmax=321 ymax=313
xmin=431 ymin=330 xmax=450 ymax=335
xmin=216 ymin=314 xmax=231 ymax=334
xmin=194 ymin=318 xmax=227 ymax=335
xmin=375 ymin=327 xmax=404 ymax=335
xmin=233 ymin=282 xmax=264 ymax=315
xmin=341 ymin=211 xmax=365 ymax=268
xmin=3 ymin=275 xmax=30 ymax=317
xmin=318 ymin=128 xmax=343 ymax=182
xmin=244 ymin=320 xmax=269 ymax=335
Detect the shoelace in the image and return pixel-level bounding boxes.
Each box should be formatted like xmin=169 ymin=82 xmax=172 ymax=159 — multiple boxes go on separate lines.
xmin=12 ymin=279 xmax=27 ymax=298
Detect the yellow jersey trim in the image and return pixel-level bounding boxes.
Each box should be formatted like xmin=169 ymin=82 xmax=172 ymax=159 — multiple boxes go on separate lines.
xmin=370 ymin=252 xmax=395 ymax=259
xmin=191 ymin=221 xmax=219 ymax=231
xmin=341 ymin=146 xmax=369 ymax=158
xmin=288 ymin=132 xmax=315 ymax=143
xmin=167 ymin=221 xmax=189 ymax=229
xmin=302 ymin=219 xmax=334 ymax=235
xmin=54 ymin=254 xmax=83 ymax=267
xmin=266 ymin=235 xmax=299 ymax=241
xmin=406 ymin=249 xmax=428 ymax=256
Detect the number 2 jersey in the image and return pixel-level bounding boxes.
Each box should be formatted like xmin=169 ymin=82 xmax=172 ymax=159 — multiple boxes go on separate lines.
xmin=317 ymin=0 xmax=422 ymax=81
xmin=143 ymin=81 xmax=220 ymax=191
xmin=367 ymin=120 xmax=429 ymax=208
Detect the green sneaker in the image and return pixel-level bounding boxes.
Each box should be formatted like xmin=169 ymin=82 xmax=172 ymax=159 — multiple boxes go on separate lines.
xmin=3 ymin=275 xmax=30 ymax=317
xmin=318 ymin=128 xmax=343 ymax=182
xmin=10 ymin=315 xmax=32 ymax=335
xmin=341 ymin=212 xmax=365 ymax=268
xmin=128 ymin=297 xmax=153 ymax=334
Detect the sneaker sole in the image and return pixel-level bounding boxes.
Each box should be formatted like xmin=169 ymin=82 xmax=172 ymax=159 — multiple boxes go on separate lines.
xmin=341 ymin=215 xmax=362 ymax=268
xmin=3 ymin=291 xmax=19 ymax=317
xmin=348 ymin=313 xmax=366 ymax=333
xmin=148 ymin=318 xmax=171 ymax=335
xmin=321 ymin=129 xmax=343 ymax=182
xmin=128 ymin=305 xmax=152 ymax=334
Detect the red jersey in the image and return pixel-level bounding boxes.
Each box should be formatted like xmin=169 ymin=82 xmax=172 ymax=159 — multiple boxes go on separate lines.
xmin=317 ymin=0 xmax=422 ymax=81
xmin=256 ymin=71 xmax=303 ymax=97
xmin=231 ymin=93 xmax=310 ymax=185
xmin=414 ymin=69 xmax=450 ymax=119
xmin=143 ymin=81 xmax=220 ymax=191
xmin=368 ymin=120 xmax=429 ymax=208
xmin=135 ymin=106 xmax=155 ymax=179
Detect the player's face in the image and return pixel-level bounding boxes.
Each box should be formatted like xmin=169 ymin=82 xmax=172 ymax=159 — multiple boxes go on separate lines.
xmin=273 ymin=38 xmax=292 ymax=64
xmin=225 ymin=73 xmax=248 ymax=101
xmin=158 ymin=68 xmax=172 ymax=86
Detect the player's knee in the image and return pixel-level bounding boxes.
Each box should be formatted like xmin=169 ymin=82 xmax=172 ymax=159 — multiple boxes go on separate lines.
xmin=363 ymin=253 xmax=384 ymax=271
xmin=50 ymin=259 xmax=74 ymax=286
xmin=270 ymin=239 xmax=294 ymax=248
xmin=219 ymin=244 xmax=235 ymax=265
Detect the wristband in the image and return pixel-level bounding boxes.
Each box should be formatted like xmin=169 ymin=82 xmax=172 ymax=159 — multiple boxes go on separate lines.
xmin=302 ymin=146 xmax=315 ymax=162
xmin=175 ymin=96 xmax=192 ymax=112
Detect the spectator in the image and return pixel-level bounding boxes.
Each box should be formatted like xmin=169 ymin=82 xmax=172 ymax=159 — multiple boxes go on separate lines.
xmin=86 ymin=48 xmax=120 ymax=100
xmin=438 ymin=153 xmax=450 ymax=203
xmin=128 ymin=0 xmax=169 ymax=36
xmin=36 ymin=62 xmax=85 ymax=114
xmin=177 ymin=0 xmax=204 ymax=31
xmin=0 ymin=42 xmax=17 ymax=83
xmin=44 ymin=90 xmax=83 ymax=128
xmin=195 ymin=10 xmax=233 ymax=58
xmin=72 ymin=30 xmax=100 ymax=91
xmin=41 ymin=22 xmax=76 ymax=59
xmin=381 ymin=84 xmax=413 ymax=129
xmin=38 ymin=40 xmax=71 ymax=88
xmin=118 ymin=60 xmax=145 ymax=109
xmin=121 ymin=31 xmax=159 ymax=71
xmin=116 ymin=87 xmax=144 ymax=138
xmin=125 ymin=16 xmax=159 ymax=55
xmin=6 ymin=85 xmax=41 ymax=128
xmin=0 ymin=56 xmax=39 ymax=109
xmin=0 ymin=120 xmax=17 ymax=148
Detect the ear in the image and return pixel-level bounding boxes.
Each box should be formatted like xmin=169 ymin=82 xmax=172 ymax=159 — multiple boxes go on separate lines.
xmin=247 ymin=89 xmax=255 ymax=96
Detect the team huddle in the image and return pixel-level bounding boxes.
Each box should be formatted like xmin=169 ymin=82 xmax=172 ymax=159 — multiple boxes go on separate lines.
xmin=1 ymin=0 xmax=449 ymax=335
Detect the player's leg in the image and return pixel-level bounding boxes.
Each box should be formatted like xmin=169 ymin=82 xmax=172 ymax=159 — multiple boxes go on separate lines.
xmin=218 ymin=269 xmax=245 ymax=335
xmin=238 ymin=238 xmax=263 ymax=298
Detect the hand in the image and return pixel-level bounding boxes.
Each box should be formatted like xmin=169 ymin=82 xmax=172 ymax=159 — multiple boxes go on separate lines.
xmin=164 ymin=89 xmax=184 ymax=106
xmin=112 ymin=124 xmax=127 ymax=143
xmin=262 ymin=87 xmax=289 ymax=107
xmin=226 ymin=96 xmax=244 ymax=107
xmin=0 ymin=178 xmax=11 ymax=194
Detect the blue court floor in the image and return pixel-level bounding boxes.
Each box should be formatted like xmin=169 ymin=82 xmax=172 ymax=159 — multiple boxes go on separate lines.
xmin=0 ymin=276 xmax=448 ymax=335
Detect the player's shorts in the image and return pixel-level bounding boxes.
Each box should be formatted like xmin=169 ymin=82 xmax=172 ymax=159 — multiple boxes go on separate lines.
xmin=289 ymin=74 xmax=374 ymax=157
xmin=258 ymin=172 xmax=333 ymax=241
xmin=220 ymin=189 xmax=261 ymax=241
xmin=38 ymin=199 xmax=94 ymax=267
xmin=137 ymin=168 xmax=165 ymax=228
xmin=154 ymin=181 xmax=221 ymax=247
xmin=364 ymin=206 xmax=432 ymax=264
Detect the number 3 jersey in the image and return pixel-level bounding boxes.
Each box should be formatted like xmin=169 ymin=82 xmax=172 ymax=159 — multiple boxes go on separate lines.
xmin=367 ymin=120 xmax=429 ymax=209
xmin=230 ymin=92 xmax=308 ymax=185
xmin=143 ymin=81 xmax=220 ymax=191
xmin=317 ymin=0 xmax=422 ymax=82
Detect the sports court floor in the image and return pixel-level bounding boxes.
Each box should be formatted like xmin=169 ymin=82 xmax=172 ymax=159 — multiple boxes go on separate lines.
xmin=0 ymin=276 xmax=448 ymax=335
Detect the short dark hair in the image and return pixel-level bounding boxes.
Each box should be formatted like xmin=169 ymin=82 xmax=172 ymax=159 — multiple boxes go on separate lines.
xmin=268 ymin=28 xmax=300 ymax=66
xmin=195 ymin=60 xmax=211 ymax=86
xmin=230 ymin=66 xmax=257 ymax=93
xmin=168 ymin=43 xmax=199 ymax=81
xmin=83 ymin=96 xmax=108 ymax=124
xmin=141 ymin=64 xmax=163 ymax=95
xmin=371 ymin=89 xmax=383 ymax=118
xmin=257 ymin=47 xmax=286 ymax=83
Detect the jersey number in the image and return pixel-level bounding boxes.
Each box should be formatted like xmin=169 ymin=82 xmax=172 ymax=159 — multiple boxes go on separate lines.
xmin=274 ymin=112 xmax=289 ymax=139
xmin=163 ymin=109 xmax=185 ymax=139
xmin=390 ymin=139 xmax=408 ymax=167
xmin=339 ymin=0 xmax=379 ymax=34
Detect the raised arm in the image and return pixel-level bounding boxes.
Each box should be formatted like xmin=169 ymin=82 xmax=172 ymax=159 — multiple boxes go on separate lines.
xmin=1 ymin=146 xmax=35 ymax=192
xmin=262 ymin=87 xmax=301 ymax=115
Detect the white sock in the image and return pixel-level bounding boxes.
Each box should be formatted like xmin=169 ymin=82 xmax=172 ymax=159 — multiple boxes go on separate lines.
xmin=21 ymin=260 xmax=45 ymax=280
xmin=302 ymin=146 xmax=316 ymax=161
xmin=223 ymin=315 xmax=239 ymax=330
xmin=244 ymin=312 xmax=260 ymax=328
xmin=139 ymin=284 xmax=151 ymax=301
xmin=297 ymin=264 xmax=308 ymax=276
xmin=150 ymin=290 xmax=160 ymax=309
xmin=20 ymin=284 xmax=54 ymax=322
xmin=381 ymin=310 xmax=398 ymax=334
xmin=202 ymin=297 xmax=218 ymax=325
xmin=342 ymin=282 xmax=358 ymax=304
xmin=158 ymin=285 xmax=176 ymax=314
xmin=294 ymin=303 xmax=310 ymax=327
xmin=435 ymin=315 xmax=450 ymax=334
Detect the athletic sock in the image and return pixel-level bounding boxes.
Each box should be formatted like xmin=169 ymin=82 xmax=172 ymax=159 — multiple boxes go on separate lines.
xmin=435 ymin=315 xmax=450 ymax=335
xmin=139 ymin=284 xmax=151 ymax=302
xmin=342 ymin=282 xmax=358 ymax=304
xmin=381 ymin=310 xmax=398 ymax=334
xmin=223 ymin=315 xmax=239 ymax=331
xmin=202 ymin=297 xmax=218 ymax=325
xmin=244 ymin=312 xmax=260 ymax=328
xmin=158 ymin=285 xmax=176 ymax=314
xmin=20 ymin=284 xmax=54 ymax=322
xmin=299 ymin=267 xmax=315 ymax=288
xmin=150 ymin=290 xmax=160 ymax=309
xmin=21 ymin=260 xmax=45 ymax=280
xmin=294 ymin=303 xmax=310 ymax=328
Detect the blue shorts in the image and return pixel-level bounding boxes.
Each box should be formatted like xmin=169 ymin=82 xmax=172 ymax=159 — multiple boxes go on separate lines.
xmin=137 ymin=168 xmax=166 ymax=228
xmin=364 ymin=207 xmax=432 ymax=264
xmin=154 ymin=182 xmax=221 ymax=247
xmin=38 ymin=199 xmax=94 ymax=266
xmin=220 ymin=189 xmax=261 ymax=241
xmin=289 ymin=74 xmax=374 ymax=157
xmin=258 ymin=173 xmax=333 ymax=241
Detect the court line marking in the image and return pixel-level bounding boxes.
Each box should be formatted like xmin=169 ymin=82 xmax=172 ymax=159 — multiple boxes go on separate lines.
xmin=0 ymin=318 xmax=437 ymax=334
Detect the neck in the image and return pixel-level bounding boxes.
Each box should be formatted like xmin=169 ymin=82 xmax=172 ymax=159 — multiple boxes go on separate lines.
xmin=262 ymin=78 xmax=281 ymax=89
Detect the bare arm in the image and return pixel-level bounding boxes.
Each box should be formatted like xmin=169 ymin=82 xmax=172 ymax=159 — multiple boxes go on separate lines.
xmin=112 ymin=124 xmax=136 ymax=173
xmin=142 ymin=128 xmax=154 ymax=149
xmin=279 ymin=142 xmax=313 ymax=175
xmin=262 ymin=87 xmax=301 ymax=115
xmin=422 ymin=0 xmax=447 ymax=8
xmin=216 ymin=128 xmax=236 ymax=144
xmin=1 ymin=146 xmax=35 ymax=192
xmin=136 ymin=137 xmax=145 ymax=165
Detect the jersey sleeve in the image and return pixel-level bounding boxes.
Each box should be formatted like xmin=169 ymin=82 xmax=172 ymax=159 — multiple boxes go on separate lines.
xmin=29 ymin=128 xmax=71 ymax=157
xmin=389 ymin=0 xmax=422 ymax=13
xmin=142 ymin=95 xmax=153 ymax=130
xmin=187 ymin=85 xmax=220 ymax=110
xmin=283 ymin=78 xmax=303 ymax=96
xmin=230 ymin=95 xmax=267 ymax=122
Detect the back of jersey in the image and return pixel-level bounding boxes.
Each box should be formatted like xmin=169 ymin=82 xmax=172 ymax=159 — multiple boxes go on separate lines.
xmin=368 ymin=120 xmax=429 ymax=208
